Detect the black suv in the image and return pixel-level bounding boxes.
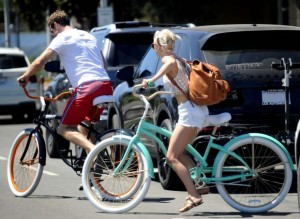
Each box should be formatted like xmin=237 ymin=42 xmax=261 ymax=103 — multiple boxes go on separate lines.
xmin=44 ymin=21 xmax=194 ymax=158
xmin=109 ymin=24 xmax=300 ymax=189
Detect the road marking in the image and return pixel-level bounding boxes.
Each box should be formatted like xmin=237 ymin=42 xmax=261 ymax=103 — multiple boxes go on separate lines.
xmin=1 ymin=156 xmax=58 ymax=176
xmin=0 ymin=156 xmax=7 ymax=160
xmin=25 ymin=166 xmax=59 ymax=176
xmin=43 ymin=170 xmax=59 ymax=176
xmin=23 ymin=166 xmax=59 ymax=176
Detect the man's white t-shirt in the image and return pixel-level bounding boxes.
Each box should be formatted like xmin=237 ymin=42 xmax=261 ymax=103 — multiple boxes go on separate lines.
xmin=48 ymin=28 xmax=110 ymax=87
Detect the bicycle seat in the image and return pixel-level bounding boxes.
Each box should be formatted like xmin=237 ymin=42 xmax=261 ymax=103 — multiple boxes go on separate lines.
xmin=205 ymin=112 xmax=231 ymax=126
xmin=93 ymin=95 xmax=115 ymax=107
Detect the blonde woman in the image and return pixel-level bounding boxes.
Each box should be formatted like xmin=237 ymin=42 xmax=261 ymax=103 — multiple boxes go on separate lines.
xmin=142 ymin=29 xmax=209 ymax=213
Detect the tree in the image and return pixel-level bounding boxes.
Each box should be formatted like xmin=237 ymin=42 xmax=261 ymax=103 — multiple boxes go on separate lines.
xmin=11 ymin=0 xmax=56 ymax=31
xmin=7 ymin=0 xmax=281 ymax=31
xmin=10 ymin=0 xmax=100 ymax=31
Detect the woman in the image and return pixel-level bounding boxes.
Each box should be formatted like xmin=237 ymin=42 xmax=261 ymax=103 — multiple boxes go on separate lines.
xmin=142 ymin=29 xmax=209 ymax=213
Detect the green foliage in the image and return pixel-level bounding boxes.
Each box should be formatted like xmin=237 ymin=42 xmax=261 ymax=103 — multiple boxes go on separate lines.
xmin=8 ymin=0 xmax=278 ymax=31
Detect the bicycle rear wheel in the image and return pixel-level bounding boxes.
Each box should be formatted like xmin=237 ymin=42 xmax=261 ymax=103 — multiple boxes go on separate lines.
xmin=215 ymin=136 xmax=292 ymax=213
xmin=7 ymin=130 xmax=44 ymax=197
xmin=82 ymin=137 xmax=151 ymax=213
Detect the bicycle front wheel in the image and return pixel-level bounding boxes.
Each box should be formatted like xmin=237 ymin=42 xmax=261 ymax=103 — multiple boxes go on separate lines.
xmin=7 ymin=130 xmax=44 ymax=197
xmin=215 ymin=136 xmax=292 ymax=213
xmin=82 ymin=137 xmax=151 ymax=213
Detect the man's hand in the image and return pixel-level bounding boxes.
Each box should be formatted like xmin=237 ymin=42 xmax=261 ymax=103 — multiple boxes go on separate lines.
xmin=17 ymin=75 xmax=28 ymax=87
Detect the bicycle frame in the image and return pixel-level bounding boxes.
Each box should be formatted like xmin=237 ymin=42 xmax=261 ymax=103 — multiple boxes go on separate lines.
xmin=19 ymin=87 xmax=105 ymax=171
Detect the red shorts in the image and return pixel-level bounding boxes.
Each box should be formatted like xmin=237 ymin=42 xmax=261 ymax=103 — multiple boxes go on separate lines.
xmin=61 ymin=80 xmax=113 ymax=125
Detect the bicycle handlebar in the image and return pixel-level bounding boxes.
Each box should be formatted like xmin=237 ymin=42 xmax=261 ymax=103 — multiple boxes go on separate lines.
xmin=22 ymin=87 xmax=72 ymax=102
xmin=133 ymin=84 xmax=170 ymax=100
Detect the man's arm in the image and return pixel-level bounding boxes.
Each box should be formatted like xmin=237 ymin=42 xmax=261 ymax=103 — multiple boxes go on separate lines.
xmin=17 ymin=48 xmax=56 ymax=86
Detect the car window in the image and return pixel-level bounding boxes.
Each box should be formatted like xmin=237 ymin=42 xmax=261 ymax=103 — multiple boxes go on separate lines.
xmin=135 ymin=47 xmax=159 ymax=79
xmin=203 ymin=49 xmax=300 ymax=72
xmin=107 ymin=33 xmax=153 ymax=67
xmin=201 ymin=31 xmax=300 ymax=71
xmin=0 ymin=54 xmax=28 ymax=69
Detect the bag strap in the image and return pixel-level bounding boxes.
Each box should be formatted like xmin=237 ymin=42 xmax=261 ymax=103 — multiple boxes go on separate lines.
xmin=166 ymin=73 xmax=194 ymax=107
xmin=166 ymin=74 xmax=186 ymax=96
xmin=172 ymin=55 xmax=191 ymax=76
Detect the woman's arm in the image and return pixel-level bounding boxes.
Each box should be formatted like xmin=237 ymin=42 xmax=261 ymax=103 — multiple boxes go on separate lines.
xmin=142 ymin=55 xmax=177 ymax=87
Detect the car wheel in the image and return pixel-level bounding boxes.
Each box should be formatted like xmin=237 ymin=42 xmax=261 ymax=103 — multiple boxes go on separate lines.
xmin=156 ymin=118 xmax=184 ymax=190
xmin=45 ymin=105 xmax=70 ymax=158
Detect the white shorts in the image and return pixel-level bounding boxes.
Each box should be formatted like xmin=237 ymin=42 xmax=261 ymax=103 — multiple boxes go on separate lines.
xmin=177 ymin=101 xmax=209 ymax=129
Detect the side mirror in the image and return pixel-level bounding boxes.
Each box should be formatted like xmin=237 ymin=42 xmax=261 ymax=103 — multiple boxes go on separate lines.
xmin=115 ymin=66 xmax=134 ymax=83
xmin=44 ymin=60 xmax=65 ymax=73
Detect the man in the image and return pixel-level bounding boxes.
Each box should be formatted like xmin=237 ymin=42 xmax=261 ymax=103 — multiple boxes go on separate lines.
xmin=17 ymin=10 xmax=112 ymax=154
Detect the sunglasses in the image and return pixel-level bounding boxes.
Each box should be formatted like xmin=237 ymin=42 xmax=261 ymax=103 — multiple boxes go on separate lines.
xmin=151 ymin=43 xmax=160 ymax=49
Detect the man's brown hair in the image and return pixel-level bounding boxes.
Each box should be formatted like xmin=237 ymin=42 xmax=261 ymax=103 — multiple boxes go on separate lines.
xmin=48 ymin=10 xmax=70 ymax=28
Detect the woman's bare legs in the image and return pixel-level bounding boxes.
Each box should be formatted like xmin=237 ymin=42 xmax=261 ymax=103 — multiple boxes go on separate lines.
xmin=166 ymin=125 xmax=202 ymax=207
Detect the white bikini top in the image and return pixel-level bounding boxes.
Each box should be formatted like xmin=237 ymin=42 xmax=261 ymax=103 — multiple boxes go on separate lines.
xmin=163 ymin=58 xmax=189 ymax=97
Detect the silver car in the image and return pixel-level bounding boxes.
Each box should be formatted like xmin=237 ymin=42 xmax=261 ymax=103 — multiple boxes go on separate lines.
xmin=0 ymin=47 xmax=43 ymax=121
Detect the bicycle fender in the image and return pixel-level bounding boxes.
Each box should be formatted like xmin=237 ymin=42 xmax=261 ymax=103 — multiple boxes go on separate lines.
xmin=112 ymin=135 xmax=155 ymax=178
xmin=24 ymin=128 xmax=46 ymax=166
xmin=212 ymin=133 xmax=295 ymax=176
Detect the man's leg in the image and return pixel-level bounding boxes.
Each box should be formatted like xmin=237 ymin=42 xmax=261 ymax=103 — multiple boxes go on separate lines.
xmin=57 ymin=124 xmax=94 ymax=153
xmin=58 ymin=81 xmax=112 ymax=153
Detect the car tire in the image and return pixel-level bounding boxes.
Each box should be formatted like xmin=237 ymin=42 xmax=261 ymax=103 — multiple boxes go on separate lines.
xmin=46 ymin=126 xmax=70 ymax=158
xmin=45 ymin=104 xmax=70 ymax=158
xmin=156 ymin=118 xmax=184 ymax=190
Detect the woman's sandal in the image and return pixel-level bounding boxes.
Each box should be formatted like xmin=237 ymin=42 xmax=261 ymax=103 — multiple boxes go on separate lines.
xmin=179 ymin=199 xmax=203 ymax=213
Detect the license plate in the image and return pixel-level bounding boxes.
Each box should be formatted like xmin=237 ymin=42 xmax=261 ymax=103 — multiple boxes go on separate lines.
xmin=262 ymin=89 xmax=288 ymax=105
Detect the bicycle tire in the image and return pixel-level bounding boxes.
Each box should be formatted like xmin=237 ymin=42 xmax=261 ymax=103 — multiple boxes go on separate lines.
xmin=7 ymin=130 xmax=44 ymax=197
xmin=82 ymin=137 xmax=151 ymax=213
xmin=215 ymin=136 xmax=292 ymax=213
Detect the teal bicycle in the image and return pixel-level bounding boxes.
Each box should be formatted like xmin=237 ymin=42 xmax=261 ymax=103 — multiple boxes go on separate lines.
xmin=82 ymin=84 xmax=295 ymax=213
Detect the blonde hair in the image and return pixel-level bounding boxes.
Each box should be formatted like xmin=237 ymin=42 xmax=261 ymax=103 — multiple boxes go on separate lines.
xmin=154 ymin=29 xmax=181 ymax=52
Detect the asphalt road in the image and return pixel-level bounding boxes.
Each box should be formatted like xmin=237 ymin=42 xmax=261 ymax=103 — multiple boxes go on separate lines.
xmin=0 ymin=119 xmax=299 ymax=219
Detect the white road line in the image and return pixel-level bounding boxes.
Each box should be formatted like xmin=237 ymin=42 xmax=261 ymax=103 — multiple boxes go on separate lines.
xmin=1 ymin=156 xmax=58 ymax=176
xmin=43 ymin=170 xmax=59 ymax=176
xmin=0 ymin=156 xmax=7 ymax=160
xmin=25 ymin=166 xmax=59 ymax=176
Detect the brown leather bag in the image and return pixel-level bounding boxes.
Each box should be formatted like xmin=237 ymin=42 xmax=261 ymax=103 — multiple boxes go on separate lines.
xmin=167 ymin=59 xmax=230 ymax=106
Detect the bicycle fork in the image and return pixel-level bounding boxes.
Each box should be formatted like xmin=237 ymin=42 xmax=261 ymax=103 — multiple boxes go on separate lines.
xmin=20 ymin=128 xmax=47 ymax=166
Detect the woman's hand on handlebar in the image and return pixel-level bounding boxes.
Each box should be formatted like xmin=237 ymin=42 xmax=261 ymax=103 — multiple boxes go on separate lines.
xmin=142 ymin=78 xmax=154 ymax=88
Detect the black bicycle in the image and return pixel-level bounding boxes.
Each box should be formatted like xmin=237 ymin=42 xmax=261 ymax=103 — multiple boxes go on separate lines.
xmin=7 ymin=87 xmax=128 ymax=197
